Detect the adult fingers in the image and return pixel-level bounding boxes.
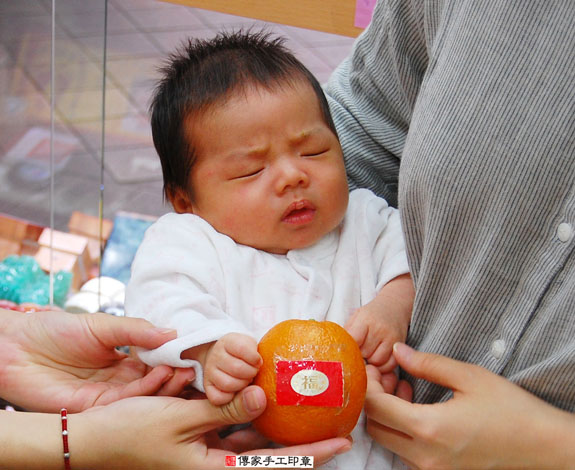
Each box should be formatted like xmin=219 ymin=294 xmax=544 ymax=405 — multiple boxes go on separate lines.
xmin=154 ymin=367 xmax=196 ymax=397
xmin=365 ymin=365 xmax=420 ymax=437
xmin=366 ymin=416 xmax=413 ymax=457
xmin=393 ymin=343 xmax=474 ymax=392
xmin=365 ymin=366 xmax=412 ymax=401
xmin=395 ymin=379 xmax=413 ymax=402
xmin=218 ymin=428 xmax=270 ymax=453
xmin=85 ymin=313 xmax=177 ymax=350
xmin=379 ymin=370 xmax=399 ymax=395
xmin=89 ymin=365 xmax=177 ymax=409
xmin=189 ymin=385 xmax=267 ymax=435
xmin=365 ymin=364 xmax=384 ymax=392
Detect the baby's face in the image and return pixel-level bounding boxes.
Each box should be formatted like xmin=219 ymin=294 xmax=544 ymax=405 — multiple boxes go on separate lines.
xmin=182 ymin=81 xmax=349 ymax=254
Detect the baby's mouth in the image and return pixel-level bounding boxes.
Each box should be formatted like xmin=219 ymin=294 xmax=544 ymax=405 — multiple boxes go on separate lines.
xmin=282 ymin=200 xmax=316 ymax=224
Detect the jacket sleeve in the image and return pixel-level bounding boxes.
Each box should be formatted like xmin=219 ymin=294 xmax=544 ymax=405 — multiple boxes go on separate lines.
xmin=324 ymin=0 xmax=428 ymax=207
xmin=124 ymin=214 xmax=251 ymax=391
xmin=349 ymin=189 xmax=410 ymax=301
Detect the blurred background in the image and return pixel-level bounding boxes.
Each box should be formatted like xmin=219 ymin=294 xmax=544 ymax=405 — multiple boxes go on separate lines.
xmin=0 ymin=0 xmax=363 ymax=320
xmin=0 ymin=0 xmax=356 ymax=230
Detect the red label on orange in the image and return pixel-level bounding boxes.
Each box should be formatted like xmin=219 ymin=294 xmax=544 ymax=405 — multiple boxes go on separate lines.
xmin=275 ymin=360 xmax=343 ymax=407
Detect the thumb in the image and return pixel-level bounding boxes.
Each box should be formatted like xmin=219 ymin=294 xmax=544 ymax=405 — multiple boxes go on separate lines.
xmin=219 ymin=385 xmax=267 ymax=424
xmin=191 ymin=386 xmax=267 ymax=434
xmin=393 ymin=343 xmax=472 ymax=392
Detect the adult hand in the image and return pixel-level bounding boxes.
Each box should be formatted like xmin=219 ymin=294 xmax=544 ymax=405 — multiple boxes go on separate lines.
xmin=72 ymin=385 xmax=351 ymax=469
xmin=0 ymin=308 xmax=195 ymax=412
xmin=365 ymin=343 xmax=575 ymax=469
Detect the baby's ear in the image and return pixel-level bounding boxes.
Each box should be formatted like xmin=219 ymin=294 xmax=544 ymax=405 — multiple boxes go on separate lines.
xmin=169 ymin=188 xmax=195 ymax=214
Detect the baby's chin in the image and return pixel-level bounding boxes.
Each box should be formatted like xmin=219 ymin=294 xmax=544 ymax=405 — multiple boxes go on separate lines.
xmin=248 ymin=241 xmax=308 ymax=256
xmin=235 ymin=227 xmax=335 ymax=255
xmin=257 ymin=235 xmax=329 ymax=255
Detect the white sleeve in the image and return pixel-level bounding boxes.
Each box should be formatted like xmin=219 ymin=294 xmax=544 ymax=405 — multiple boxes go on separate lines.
xmin=351 ymin=189 xmax=410 ymax=292
xmin=371 ymin=199 xmax=410 ymax=291
xmin=124 ymin=214 xmax=252 ymax=391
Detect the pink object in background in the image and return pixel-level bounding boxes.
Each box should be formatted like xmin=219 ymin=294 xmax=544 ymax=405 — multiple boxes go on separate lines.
xmin=354 ymin=0 xmax=378 ymax=28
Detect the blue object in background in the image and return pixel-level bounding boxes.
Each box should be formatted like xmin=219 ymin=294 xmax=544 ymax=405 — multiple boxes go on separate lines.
xmin=100 ymin=211 xmax=156 ymax=284
xmin=0 ymin=255 xmax=72 ymax=306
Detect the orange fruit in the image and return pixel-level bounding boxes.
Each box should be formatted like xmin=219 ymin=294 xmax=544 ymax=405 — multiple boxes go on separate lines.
xmin=252 ymin=319 xmax=367 ymax=446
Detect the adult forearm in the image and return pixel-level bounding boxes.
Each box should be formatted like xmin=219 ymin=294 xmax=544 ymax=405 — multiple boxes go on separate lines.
xmin=0 ymin=409 xmax=131 ymax=470
xmin=539 ymin=403 xmax=575 ymax=468
xmin=0 ymin=410 xmax=62 ymax=469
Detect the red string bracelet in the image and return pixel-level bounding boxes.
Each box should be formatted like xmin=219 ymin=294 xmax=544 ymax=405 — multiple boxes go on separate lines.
xmin=60 ymin=408 xmax=71 ymax=470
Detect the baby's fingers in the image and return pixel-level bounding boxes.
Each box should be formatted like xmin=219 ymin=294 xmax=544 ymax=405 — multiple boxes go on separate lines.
xmin=207 ymin=368 xmax=253 ymax=396
xmin=345 ymin=311 xmax=368 ymax=348
xmin=205 ymin=383 xmax=235 ymax=406
xmin=223 ymin=334 xmax=262 ymax=367
xmin=376 ymin=355 xmax=398 ymax=374
xmin=220 ymin=356 xmax=261 ymax=381
xmin=367 ymin=341 xmax=396 ymax=371
xmin=204 ymin=367 xmax=250 ymax=405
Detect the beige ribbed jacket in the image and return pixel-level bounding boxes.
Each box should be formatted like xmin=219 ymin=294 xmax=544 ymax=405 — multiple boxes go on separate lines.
xmin=326 ymin=0 xmax=575 ymax=410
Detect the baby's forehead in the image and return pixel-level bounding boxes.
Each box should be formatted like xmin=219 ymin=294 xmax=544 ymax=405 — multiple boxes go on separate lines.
xmin=191 ymin=78 xmax=324 ymax=124
xmin=221 ymin=77 xmax=316 ymax=104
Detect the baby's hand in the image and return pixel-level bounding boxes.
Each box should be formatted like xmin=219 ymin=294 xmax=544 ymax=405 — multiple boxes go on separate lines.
xmin=204 ymin=333 xmax=262 ymax=406
xmin=345 ymin=302 xmax=408 ymax=373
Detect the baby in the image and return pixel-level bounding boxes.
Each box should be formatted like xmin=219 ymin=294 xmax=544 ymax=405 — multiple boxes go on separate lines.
xmin=125 ymin=30 xmax=413 ymax=469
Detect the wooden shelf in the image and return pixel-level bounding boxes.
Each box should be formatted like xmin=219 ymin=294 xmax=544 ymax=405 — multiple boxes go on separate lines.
xmin=161 ymin=0 xmax=364 ymax=37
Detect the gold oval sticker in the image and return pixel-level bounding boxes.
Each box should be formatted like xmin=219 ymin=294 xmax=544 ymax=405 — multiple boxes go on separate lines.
xmin=290 ymin=369 xmax=330 ymax=396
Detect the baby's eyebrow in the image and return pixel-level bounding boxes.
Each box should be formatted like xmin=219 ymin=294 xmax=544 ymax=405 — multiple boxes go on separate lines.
xmin=289 ymin=128 xmax=326 ymax=145
xmin=222 ymin=146 xmax=269 ymax=163
xmin=220 ymin=128 xmax=329 ymax=163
